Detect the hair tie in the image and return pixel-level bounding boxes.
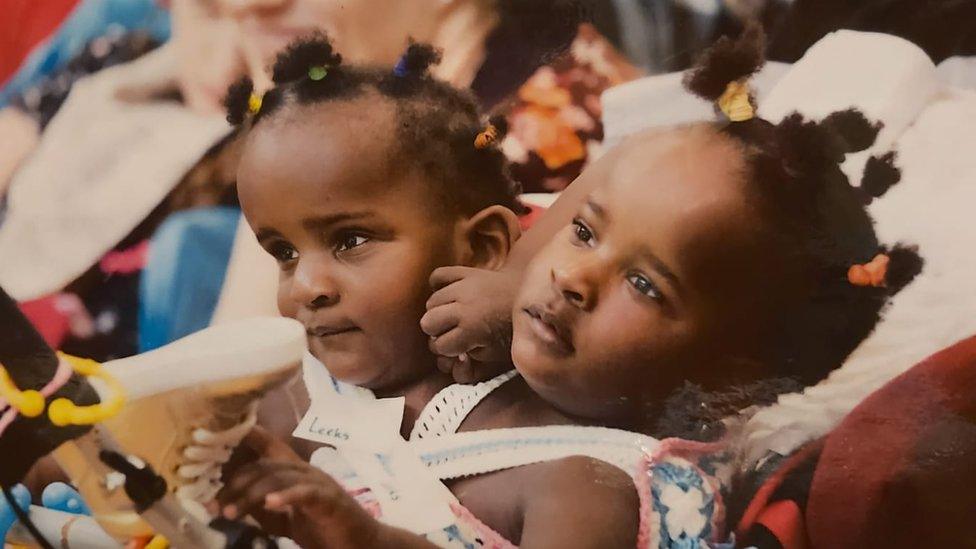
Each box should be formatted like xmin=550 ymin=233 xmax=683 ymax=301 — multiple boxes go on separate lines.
xmin=475 ymin=124 xmax=499 ymax=149
xmin=848 ymin=253 xmax=889 ymax=287
xmin=718 ymin=80 xmax=754 ymax=122
xmin=393 ymin=55 xmax=409 ymax=78
xmin=308 ymin=65 xmax=329 ymax=81
xmin=248 ymin=92 xmax=263 ymax=115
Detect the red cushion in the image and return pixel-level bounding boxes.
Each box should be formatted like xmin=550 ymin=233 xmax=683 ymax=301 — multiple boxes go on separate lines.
xmin=806 ymin=334 xmax=976 ymax=547
xmin=518 ymin=203 xmax=547 ymax=232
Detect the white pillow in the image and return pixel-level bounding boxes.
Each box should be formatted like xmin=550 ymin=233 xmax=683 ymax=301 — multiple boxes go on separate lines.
xmin=600 ymin=61 xmax=789 ymax=149
xmin=600 ymin=30 xmax=976 ymax=465
xmin=742 ymin=33 xmax=976 ymax=464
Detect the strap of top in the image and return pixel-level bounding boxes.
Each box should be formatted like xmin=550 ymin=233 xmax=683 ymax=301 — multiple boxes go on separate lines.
xmin=409 ymin=370 xmax=518 ymax=440
xmin=411 ymin=425 xmax=659 ymax=480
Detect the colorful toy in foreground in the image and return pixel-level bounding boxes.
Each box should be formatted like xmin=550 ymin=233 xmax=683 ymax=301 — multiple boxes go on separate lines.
xmin=0 ymin=285 xmax=306 ymax=548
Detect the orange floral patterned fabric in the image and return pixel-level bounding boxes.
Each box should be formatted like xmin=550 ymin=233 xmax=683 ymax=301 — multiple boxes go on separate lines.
xmin=501 ymin=24 xmax=641 ymax=193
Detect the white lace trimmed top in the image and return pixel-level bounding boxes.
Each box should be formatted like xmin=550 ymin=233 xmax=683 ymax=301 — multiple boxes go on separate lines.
xmin=299 ymin=355 xmax=735 ymax=548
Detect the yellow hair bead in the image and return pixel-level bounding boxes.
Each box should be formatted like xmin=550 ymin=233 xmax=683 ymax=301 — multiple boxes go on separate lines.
xmin=718 ymin=81 xmax=755 ymax=122
xmin=248 ymin=93 xmax=263 ymax=115
xmin=474 ymin=124 xmax=498 ymax=149
xmin=145 ymin=535 xmax=170 ymax=549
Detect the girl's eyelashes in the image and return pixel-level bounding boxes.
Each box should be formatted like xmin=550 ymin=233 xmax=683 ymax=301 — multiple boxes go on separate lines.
xmin=333 ymin=230 xmax=371 ymax=254
xmin=627 ymin=272 xmax=663 ymax=301
xmin=267 ymin=241 xmax=299 ymax=264
xmin=571 ymin=217 xmax=596 ymax=247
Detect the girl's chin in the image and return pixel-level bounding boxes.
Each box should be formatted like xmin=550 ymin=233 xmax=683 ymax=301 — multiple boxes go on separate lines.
xmin=512 ymin=338 xmax=567 ymax=387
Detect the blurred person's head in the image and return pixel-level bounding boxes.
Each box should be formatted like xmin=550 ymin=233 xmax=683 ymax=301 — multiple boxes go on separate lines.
xmin=168 ymin=0 xmax=246 ymax=112
xmin=226 ymin=36 xmax=520 ymax=392
xmin=218 ymin=0 xmax=583 ymax=107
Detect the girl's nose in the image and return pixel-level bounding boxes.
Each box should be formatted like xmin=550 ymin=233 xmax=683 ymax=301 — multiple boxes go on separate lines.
xmin=551 ymin=256 xmax=601 ymax=311
xmin=290 ymin=257 xmax=340 ymax=310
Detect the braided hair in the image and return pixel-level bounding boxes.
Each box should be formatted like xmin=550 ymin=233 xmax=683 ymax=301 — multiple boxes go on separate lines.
xmin=225 ymin=34 xmax=520 ymax=216
xmin=654 ymin=24 xmax=924 ymax=439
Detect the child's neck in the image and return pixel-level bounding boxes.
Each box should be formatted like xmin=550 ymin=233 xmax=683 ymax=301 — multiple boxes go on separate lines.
xmin=458 ymin=376 xmax=637 ymax=433
xmin=372 ymin=369 xmax=455 ymax=439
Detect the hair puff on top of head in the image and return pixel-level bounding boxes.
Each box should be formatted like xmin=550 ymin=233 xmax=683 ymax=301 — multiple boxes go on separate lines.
xmin=395 ymin=42 xmax=442 ymax=77
xmin=488 ymin=114 xmax=509 ymax=138
xmin=861 ymin=151 xmax=902 ymax=200
xmin=819 ymin=109 xmax=883 ymax=154
xmin=271 ymin=32 xmax=343 ymax=85
xmin=683 ymin=22 xmax=766 ymax=102
xmin=224 ymin=76 xmax=255 ymax=125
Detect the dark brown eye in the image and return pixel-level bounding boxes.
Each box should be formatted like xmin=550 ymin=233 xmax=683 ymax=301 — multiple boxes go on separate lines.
xmin=572 ymin=218 xmax=594 ymax=244
xmin=628 ymin=273 xmax=662 ymax=301
xmin=336 ymin=234 xmax=369 ymax=252
xmin=269 ymin=243 xmax=298 ymax=263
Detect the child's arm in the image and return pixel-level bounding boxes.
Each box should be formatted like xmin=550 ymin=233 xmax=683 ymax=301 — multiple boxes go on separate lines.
xmin=220 ymin=427 xmax=440 ymax=549
xmin=422 ymin=160 xmax=609 ymax=381
xmin=519 ymin=456 xmax=640 ymax=549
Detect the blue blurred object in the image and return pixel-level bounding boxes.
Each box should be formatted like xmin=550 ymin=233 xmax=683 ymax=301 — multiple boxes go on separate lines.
xmin=139 ymin=207 xmax=241 ymax=352
xmin=0 ymin=484 xmax=32 ymax=542
xmin=0 ymin=0 xmax=170 ymax=107
xmin=41 ymin=482 xmax=91 ymax=516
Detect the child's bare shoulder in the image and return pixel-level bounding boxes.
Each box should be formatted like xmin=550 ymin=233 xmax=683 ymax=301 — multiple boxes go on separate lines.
xmin=519 ymin=456 xmax=639 ymax=548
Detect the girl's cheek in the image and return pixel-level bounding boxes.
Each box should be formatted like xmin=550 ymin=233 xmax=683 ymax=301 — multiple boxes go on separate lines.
xmin=276 ymin=280 xmax=298 ymax=318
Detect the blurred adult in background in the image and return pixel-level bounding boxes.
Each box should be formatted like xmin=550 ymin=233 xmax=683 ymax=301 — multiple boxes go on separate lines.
xmin=0 ymin=0 xmax=244 ymax=360
xmin=220 ymin=0 xmax=639 ymax=192
xmin=0 ymin=0 xmax=637 ymax=362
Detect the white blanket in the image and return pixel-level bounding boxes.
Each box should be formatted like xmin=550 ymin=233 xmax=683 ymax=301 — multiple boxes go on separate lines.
xmin=599 ymin=30 xmax=976 ymax=466
xmin=0 ymin=45 xmax=231 ymax=301
xmin=745 ymin=32 xmax=976 ymax=464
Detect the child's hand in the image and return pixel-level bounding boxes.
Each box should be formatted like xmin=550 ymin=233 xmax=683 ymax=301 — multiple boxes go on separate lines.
xmin=218 ymin=427 xmax=381 ymax=548
xmin=421 ymin=266 xmax=518 ymax=383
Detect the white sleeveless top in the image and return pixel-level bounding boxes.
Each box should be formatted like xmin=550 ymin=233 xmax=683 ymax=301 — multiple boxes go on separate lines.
xmin=298 ymin=355 xmax=734 ymax=548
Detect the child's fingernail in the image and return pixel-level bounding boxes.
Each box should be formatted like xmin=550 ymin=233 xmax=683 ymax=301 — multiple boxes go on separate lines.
xmin=458 ymin=353 xmax=468 ymax=362
xmin=265 ymin=493 xmax=282 ymax=508
xmin=222 ymin=505 xmax=237 ymax=519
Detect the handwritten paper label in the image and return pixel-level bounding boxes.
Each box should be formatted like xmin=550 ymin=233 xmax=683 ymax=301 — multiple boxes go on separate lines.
xmin=292 ymin=393 xmax=404 ymax=452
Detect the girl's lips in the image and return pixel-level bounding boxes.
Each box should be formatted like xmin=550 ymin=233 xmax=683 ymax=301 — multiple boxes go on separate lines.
xmin=307 ymin=326 xmax=359 ymax=338
xmin=522 ymin=306 xmax=574 ymax=356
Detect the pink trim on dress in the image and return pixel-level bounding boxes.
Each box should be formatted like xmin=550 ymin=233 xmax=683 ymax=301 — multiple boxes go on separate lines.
xmin=449 ymin=502 xmax=518 ymax=549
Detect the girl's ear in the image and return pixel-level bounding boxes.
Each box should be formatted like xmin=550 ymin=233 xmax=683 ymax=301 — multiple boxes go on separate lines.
xmin=458 ymin=205 xmax=521 ymax=270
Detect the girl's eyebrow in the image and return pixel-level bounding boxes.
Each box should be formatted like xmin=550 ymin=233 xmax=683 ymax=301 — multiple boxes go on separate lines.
xmin=301 ymin=211 xmax=375 ymax=232
xmin=255 ymin=228 xmax=282 ymax=242
xmin=639 ymin=246 xmax=683 ymax=294
xmin=585 ymin=198 xmax=609 ymax=221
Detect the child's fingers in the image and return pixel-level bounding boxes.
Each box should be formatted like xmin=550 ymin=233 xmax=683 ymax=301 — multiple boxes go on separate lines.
xmin=425 ymin=279 xmax=462 ymax=309
xmin=222 ymin=468 xmax=311 ymax=519
xmin=429 ymin=266 xmax=480 ymax=291
xmin=218 ymin=460 xmax=308 ymax=506
xmin=264 ymin=483 xmax=340 ymax=515
xmin=452 ymin=357 xmax=512 ymax=384
xmin=428 ymin=329 xmax=475 ymax=358
xmin=450 ymin=356 xmax=479 ymax=384
xmin=242 ymin=425 xmax=302 ymax=462
xmin=436 ymin=355 xmax=459 ymax=374
xmin=420 ymin=303 xmax=461 ymax=337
